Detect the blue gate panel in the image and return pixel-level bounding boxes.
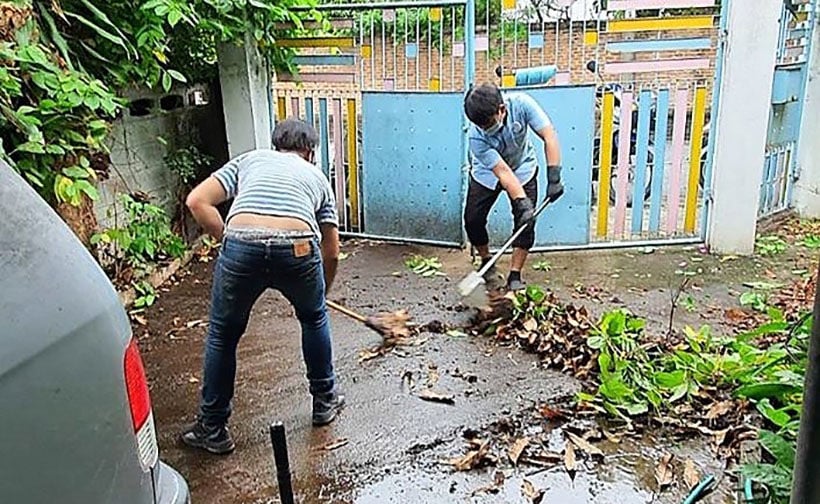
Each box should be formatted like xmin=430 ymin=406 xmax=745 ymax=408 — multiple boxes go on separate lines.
xmin=361 ymin=92 xmax=465 ymax=244
xmin=487 ymin=85 xmax=596 ymax=247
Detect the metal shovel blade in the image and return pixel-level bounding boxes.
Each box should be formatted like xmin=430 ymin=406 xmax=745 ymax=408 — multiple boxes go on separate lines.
xmin=458 ymin=271 xmax=489 ymax=308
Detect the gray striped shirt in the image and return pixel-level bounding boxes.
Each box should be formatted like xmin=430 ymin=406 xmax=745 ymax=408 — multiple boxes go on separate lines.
xmin=212 ymin=149 xmax=338 ymax=237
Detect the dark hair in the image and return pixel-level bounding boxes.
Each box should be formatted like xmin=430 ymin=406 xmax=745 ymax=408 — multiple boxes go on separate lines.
xmin=464 ymin=83 xmax=503 ymax=128
xmin=271 ymin=118 xmax=319 ymax=152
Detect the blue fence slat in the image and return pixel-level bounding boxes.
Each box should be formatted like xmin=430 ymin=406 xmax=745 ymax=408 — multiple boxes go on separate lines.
xmin=360 ymin=92 xmax=465 ymax=244
xmin=649 ymin=89 xmax=670 ymax=233
xmin=487 ymin=85 xmax=595 ymax=247
xmin=305 ymin=97 xmax=314 ymax=129
xmin=631 ymin=90 xmax=653 ymax=234
xmin=319 ymin=98 xmax=330 ymax=178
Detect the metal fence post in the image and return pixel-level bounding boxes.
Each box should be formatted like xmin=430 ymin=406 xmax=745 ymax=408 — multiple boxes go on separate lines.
xmin=270 ymin=422 xmax=295 ymax=504
xmin=790 ymin=259 xmax=820 ymax=504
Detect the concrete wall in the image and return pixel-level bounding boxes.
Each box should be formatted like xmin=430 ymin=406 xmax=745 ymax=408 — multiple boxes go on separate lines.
xmin=95 ymin=82 xmax=228 ymax=232
xmin=706 ymin=1 xmax=781 ymax=254
xmin=217 ymin=35 xmax=272 ymax=158
xmin=794 ymin=15 xmax=820 ymax=218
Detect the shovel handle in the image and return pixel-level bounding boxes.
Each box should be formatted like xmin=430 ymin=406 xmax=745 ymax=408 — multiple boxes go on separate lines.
xmin=477 ymin=198 xmax=553 ymax=277
xmin=326 ymin=299 xmax=368 ymax=323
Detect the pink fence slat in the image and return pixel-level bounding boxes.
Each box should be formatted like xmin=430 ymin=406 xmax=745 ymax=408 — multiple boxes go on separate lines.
xmin=554 ymin=72 xmax=571 ymax=85
xmin=613 ymin=91 xmax=634 ymax=238
xmin=608 ymin=0 xmax=714 ymax=9
xmin=331 ymin=98 xmax=346 ymax=228
xmin=603 ymin=58 xmax=710 ymax=75
xmin=290 ymin=97 xmax=300 ymax=119
xmin=666 ymin=89 xmax=689 ymax=234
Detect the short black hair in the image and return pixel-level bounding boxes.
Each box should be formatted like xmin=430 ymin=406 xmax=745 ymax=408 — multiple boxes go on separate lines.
xmin=464 ymin=83 xmax=503 ymax=128
xmin=271 ymin=118 xmax=319 ymax=152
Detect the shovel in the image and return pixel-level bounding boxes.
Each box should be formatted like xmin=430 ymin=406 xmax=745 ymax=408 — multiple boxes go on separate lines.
xmin=457 ymin=197 xmax=553 ymax=308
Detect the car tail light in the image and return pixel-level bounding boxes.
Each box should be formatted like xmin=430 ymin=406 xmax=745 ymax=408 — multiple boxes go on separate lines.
xmin=124 ymin=338 xmax=159 ymax=471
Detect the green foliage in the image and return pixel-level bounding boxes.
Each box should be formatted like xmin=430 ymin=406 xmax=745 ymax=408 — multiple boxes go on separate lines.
xmin=91 ymin=194 xmax=186 ymax=269
xmin=164 ymin=145 xmax=213 ymax=185
xmin=740 ymin=291 xmax=769 ymax=312
xmin=682 ymin=294 xmax=697 ymax=313
xmin=756 ymin=235 xmax=788 ymax=256
xmin=132 ymin=280 xmax=157 ymax=308
xmin=802 ymin=235 xmax=820 ymax=249
xmin=742 ymin=430 xmax=796 ymax=504
xmin=532 ymin=260 xmax=551 ymax=272
xmin=0 ymin=38 xmax=120 ymax=205
xmin=405 ymin=254 xmax=445 ymax=277
xmin=578 ymin=302 xmax=811 ymax=503
xmin=3 ymin=0 xmax=312 ymax=209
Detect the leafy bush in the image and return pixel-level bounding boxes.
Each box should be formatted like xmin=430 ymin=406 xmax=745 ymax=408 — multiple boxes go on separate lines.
xmin=91 ymin=194 xmax=186 ymax=272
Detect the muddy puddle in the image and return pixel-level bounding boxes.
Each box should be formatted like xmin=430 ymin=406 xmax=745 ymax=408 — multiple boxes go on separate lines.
xmin=338 ymin=421 xmax=736 ymax=504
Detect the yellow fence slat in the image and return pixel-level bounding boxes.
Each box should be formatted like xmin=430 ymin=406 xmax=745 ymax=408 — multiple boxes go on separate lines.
xmin=360 ymin=44 xmax=372 ymax=58
xmin=430 ymin=7 xmax=442 ymax=22
xmin=684 ymin=86 xmax=708 ymax=234
xmin=597 ymin=93 xmax=615 ymax=238
xmin=584 ymin=31 xmax=599 ymax=46
xmin=501 ymin=74 xmax=516 ymax=88
xmin=428 ymin=77 xmax=441 ymax=91
xmin=277 ymin=97 xmax=286 ymax=121
xmin=346 ymin=98 xmax=359 ymax=228
xmin=607 ymin=16 xmax=713 ymax=33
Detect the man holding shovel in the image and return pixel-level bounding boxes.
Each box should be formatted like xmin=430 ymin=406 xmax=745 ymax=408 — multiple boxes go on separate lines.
xmin=180 ymin=119 xmax=344 ymax=455
xmin=463 ymin=83 xmax=563 ymax=291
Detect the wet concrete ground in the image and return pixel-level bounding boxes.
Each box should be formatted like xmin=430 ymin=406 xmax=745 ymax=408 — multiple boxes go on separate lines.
xmin=137 ymin=237 xmax=818 ymax=503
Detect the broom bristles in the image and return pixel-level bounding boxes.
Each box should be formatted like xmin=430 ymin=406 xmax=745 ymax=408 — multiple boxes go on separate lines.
xmin=366 ymin=309 xmax=414 ymax=346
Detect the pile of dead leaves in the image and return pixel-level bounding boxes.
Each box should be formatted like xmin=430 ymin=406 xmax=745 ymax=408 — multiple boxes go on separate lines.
xmin=469 ymin=290 xmax=598 ymax=381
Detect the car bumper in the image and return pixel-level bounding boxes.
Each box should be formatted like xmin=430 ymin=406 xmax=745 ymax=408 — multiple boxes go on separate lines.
xmin=156 ymin=461 xmax=190 ymax=504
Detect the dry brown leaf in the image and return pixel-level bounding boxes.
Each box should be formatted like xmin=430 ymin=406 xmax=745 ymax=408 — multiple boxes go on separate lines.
xmin=539 ymin=404 xmax=567 ymax=421
xmin=132 ymin=314 xmax=148 ymax=326
xmin=655 ymin=453 xmax=674 ymax=490
xmin=567 ymin=432 xmax=604 ymax=457
xmin=185 ymin=319 xmax=205 ymax=328
xmin=358 ymin=348 xmax=384 ymax=363
xmin=418 ymin=389 xmax=455 ymax=405
xmin=521 ymin=479 xmax=545 ymax=504
xmin=187 ymin=376 xmax=199 ymax=384
xmin=564 ymin=441 xmax=577 ymax=473
xmin=449 ymin=439 xmax=491 ymax=471
xmin=523 ymin=318 xmax=538 ymax=332
xmin=602 ymin=429 xmax=622 ymax=444
xmin=683 ymin=459 xmax=700 ymax=490
xmin=508 ymin=437 xmax=531 ymax=465
xmin=705 ymin=400 xmax=734 ymax=420
xmin=322 ymin=438 xmax=349 ymax=451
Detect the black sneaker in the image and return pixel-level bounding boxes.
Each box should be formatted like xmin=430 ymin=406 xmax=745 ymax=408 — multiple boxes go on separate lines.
xmin=313 ymin=390 xmax=346 ymax=426
xmin=180 ymin=420 xmax=236 ymax=455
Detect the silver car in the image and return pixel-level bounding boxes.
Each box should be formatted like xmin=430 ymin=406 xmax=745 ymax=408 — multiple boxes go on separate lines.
xmin=0 ymin=161 xmax=190 ymax=503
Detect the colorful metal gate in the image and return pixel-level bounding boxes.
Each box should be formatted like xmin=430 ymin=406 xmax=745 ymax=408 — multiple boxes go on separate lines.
xmin=760 ymin=0 xmax=818 ymax=218
xmin=273 ymin=0 xmax=476 ymax=245
xmin=272 ymin=0 xmax=728 ymax=249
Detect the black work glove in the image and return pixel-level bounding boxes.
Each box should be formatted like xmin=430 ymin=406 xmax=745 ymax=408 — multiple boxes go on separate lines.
xmin=547 ymin=165 xmax=565 ymax=202
xmin=511 ymin=197 xmax=535 ymax=230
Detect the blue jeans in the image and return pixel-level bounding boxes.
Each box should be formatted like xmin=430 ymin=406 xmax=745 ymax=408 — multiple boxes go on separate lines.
xmin=199 ymin=235 xmax=335 ymax=426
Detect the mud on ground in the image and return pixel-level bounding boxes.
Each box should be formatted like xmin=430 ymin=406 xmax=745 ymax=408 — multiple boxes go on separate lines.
xmin=137 ymin=225 xmax=819 ymax=504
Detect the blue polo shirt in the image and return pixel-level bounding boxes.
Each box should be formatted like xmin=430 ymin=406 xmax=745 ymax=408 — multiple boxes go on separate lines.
xmin=468 ymin=92 xmax=552 ymax=190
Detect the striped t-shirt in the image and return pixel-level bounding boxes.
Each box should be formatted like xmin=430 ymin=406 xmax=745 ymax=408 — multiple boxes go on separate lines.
xmin=212 ymin=149 xmax=339 ymax=237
